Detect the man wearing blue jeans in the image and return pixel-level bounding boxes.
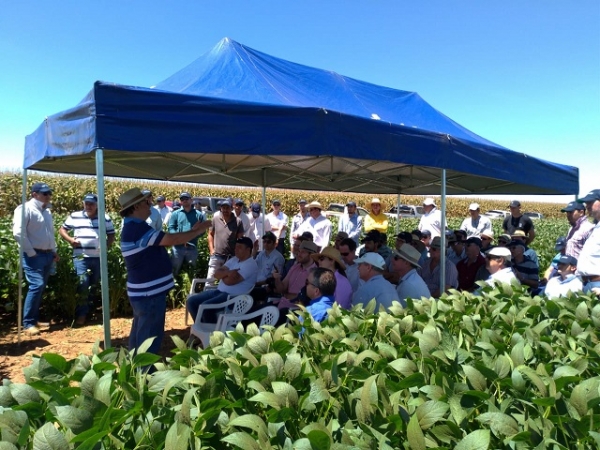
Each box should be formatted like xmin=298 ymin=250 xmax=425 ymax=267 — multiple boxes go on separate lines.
xmin=13 ymin=182 xmax=59 ymax=335
xmin=168 ymin=191 xmax=206 ymax=276
xmin=59 ymin=193 xmax=115 ymax=325
xmin=118 ymin=188 xmax=212 ymax=356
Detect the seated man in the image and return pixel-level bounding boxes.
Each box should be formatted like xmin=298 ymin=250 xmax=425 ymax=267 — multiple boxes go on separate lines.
xmin=484 ymin=247 xmax=520 ymax=287
xmin=456 ymin=237 xmax=486 ymax=292
xmin=391 ymin=244 xmax=430 ymax=304
xmin=304 ymin=267 xmax=337 ymax=322
xmin=544 ymin=255 xmax=582 ymax=299
xmin=511 ymin=229 xmax=539 ymax=266
xmin=509 ymin=240 xmax=539 ymax=291
xmin=338 ymin=237 xmax=362 ymax=292
xmin=186 ymin=237 xmax=258 ymax=322
xmin=254 ymin=231 xmax=285 ymax=285
xmin=419 ymin=237 xmax=459 ymax=297
xmin=272 ymin=241 xmax=318 ymax=299
xmin=352 ymin=252 xmax=400 ymax=310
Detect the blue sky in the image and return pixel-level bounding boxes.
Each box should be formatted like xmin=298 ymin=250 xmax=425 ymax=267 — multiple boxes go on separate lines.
xmin=1 ymin=1 xmax=598 ymax=204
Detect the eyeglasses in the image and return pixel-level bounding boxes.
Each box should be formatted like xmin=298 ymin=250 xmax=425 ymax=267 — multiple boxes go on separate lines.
xmin=305 ymin=279 xmax=318 ymax=288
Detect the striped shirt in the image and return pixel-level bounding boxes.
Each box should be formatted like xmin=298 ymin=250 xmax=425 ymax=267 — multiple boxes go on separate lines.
xmin=121 ymin=217 xmax=173 ymax=297
xmin=62 ymin=211 xmax=115 ymax=258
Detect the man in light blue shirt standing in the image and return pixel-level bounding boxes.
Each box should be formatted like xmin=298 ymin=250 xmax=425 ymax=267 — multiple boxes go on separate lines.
xmin=338 ymin=201 xmax=363 ymax=246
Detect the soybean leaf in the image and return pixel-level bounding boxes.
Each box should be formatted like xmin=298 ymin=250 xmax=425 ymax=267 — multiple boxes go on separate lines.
xmin=416 ymin=400 xmax=449 ymax=430
xmin=32 ymin=422 xmax=70 ymax=450
xmin=407 ymin=413 xmax=426 ymax=450
xmin=476 ymin=412 xmax=519 ymax=438
xmin=455 ymin=429 xmax=490 ymax=450
xmin=307 ymin=430 xmax=331 ymax=450
xmin=222 ymin=431 xmax=261 ymax=450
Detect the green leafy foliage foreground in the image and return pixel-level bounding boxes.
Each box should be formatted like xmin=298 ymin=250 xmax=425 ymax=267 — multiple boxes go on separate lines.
xmin=1 ymin=285 xmax=599 ymax=449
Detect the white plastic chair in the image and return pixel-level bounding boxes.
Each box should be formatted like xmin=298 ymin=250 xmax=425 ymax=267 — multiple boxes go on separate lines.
xmin=216 ymin=305 xmax=280 ymax=334
xmin=189 ymin=294 xmax=253 ymax=347
xmin=186 ymin=278 xmax=208 ymax=326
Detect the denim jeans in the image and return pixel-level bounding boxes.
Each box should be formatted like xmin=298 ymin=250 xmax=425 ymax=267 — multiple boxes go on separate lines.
xmin=73 ymin=256 xmax=101 ymax=318
xmin=583 ymin=280 xmax=600 ymax=294
xmin=128 ymin=292 xmax=167 ymax=355
xmin=205 ymin=254 xmax=227 ymax=288
xmin=171 ymin=245 xmax=198 ymax=276
xmin=186 ymin=290 xmax=230 ymax=323
xmin=22 ymin=252 xmax=54 ymax=329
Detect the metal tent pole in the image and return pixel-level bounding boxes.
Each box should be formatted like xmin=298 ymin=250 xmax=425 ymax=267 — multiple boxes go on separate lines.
xmin=95 ymin=149 xmax=111 ymax=348
xmin=17 ymin=170 xmax=28 ymax=345
xmin=396 ymin=193 xmax=401 ymax=234
xmin=440 ymin=169 xmax=447 ymax=295
xmin=260 ymin=169 xmax=267 ymax=251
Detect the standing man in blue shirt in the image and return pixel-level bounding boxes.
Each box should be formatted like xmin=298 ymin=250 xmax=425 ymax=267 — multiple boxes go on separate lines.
xmin=59 ymin=193 xmax=115 ymax=326
xmin=168 ymin=191 xmax=207 ymax=276
xmin=119 ymin=188 xmax=212 ymax=355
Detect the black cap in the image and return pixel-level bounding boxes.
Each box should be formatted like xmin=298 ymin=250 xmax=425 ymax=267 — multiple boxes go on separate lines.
xmin=155 ymin=195 xmax=166 ymax=202
xmin=466 ymin=237 xmax=482 ymax=248
xmin=421 ymin=230 xmax=431 ymax=238
xmin=31 ymin=182 xmax=52 ymax=193
xmin=262 ymin=231 xmax=277 ymax=242
xmin=554 ymin=236 xmax=567 ymax=250
xmin=509 ymin=200 xmax=521 ymax=208
xmin=179 ymin=192 xmax=191 ymax=199
xmin=236 ymin=237 xmax=254 ymax=249
xmin=192 ymin=197 xmax=202 ymax=205
xmin=272 ymin=199 xmax=281 ymax=205
xmin=234 ymin=198 xmax=245 ymax=206
xmin=396 ymin=231 xmax=413 ymax=243
xmin=362 ymin=230 xmax=382 ymax=243
xmin=141 ymin=189 xmax=152 ymax=196
xmin=346 ymin=201 xmax=357 ymax=207
xmin=250 ymin=202 xmax=261 ymax=213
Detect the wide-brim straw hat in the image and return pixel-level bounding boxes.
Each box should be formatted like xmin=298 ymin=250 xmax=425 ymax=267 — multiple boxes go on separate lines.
xmin=118 ymin=188 xmax=151 ymax=212
xmin=307 ymin=201 xmax=323 ymax=210
xmin=311 ymin=246 xmax=346 ymax=270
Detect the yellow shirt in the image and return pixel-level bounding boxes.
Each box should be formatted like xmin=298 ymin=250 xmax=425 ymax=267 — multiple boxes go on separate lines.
xmin=364 ymin=212 xmax=388 ymax=233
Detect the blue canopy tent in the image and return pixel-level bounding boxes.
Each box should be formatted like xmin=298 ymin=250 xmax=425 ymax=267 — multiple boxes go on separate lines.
xmin=21 ymin=38 xmax=579 ymax=345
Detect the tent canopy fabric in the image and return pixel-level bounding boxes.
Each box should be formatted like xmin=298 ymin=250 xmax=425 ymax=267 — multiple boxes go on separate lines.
xmin=24 ymin=37 xmax=578 ymax=195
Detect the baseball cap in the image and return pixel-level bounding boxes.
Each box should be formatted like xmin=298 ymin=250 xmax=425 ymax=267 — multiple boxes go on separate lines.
xmin=298 ymin=199 xmax=307 ymax=204
xmin=487 ymin=247 xmax=511 ymax=258
xmin=509 ymin=200 xmax=521 ymax=208
xmin=236 ymin=237 xmax=254 ymax=249
xmin=561 ymin=201 xmax=585 ymax=212
xmin=577 ymin=189 xmax=600 ymax=203
xmin=423 ymin=198 xmax=435 ymax=206
xmin=179 ymin=192 xmax=191 ymax=199
xmin=554 ymin=236 xmax=567 ymax=250
xmin=250 ymin=202 xmax=261 ymax=213
xmin=557 ymin=255 xmax=577 ymax=266
xmin=172 ymin=200 xmax=181 ymax=209
xmin=141 ymin=189 xmax=152 ymax=196
xmin=354 ymin=252 xmax=386 ymax=270
xmin=498 ymin=234 xmax=512 ymax=244
xmin=262 ymin=231 xmax=277 ymax=242
xmin=272 ymin=199 xmax=281 ymax=205
xmin=192 ymin=197 xmax=202 ymax=205
xmin=155 ymin=195 xmax=165 ymax=202
xmin=300 ymin=231 xmax=314 ymax=240
xmin=220 ymin=199 xmax=232 ymax=208
xmin=469 ymin=203 xmax=480 ymax=210
xmin=396 ymin=231 xmax=413 ymax=243
xmin=466 ymin=237 xmax=482 ymax=248
xmin=83 ymin=193 xmax=98 ymax=203
xmin=31 ymin=182 xmax=52 ymax=193
xmin=346 ymin=201 xmax=357 ymax=207
xmin=234 ymin=198 xmax=245 ymax=206
xmin=421 ymin=230 xmax=432 ymax=238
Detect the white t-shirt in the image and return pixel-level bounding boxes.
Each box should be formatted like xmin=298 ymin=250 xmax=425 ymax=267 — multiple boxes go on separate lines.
xmin=265 ymin=211 xmax=289 ymax=239
xmin=218 ymin=257 xmax=258 ymax=296
xmin=418 ymin=208 xmax=445 ymax=238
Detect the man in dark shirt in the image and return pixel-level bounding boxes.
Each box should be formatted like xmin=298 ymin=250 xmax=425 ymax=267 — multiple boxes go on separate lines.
xmin=456 ymin=237 xmax=486 ymax=291
xmin=206 ymin=199 xmax=244 ymax=288
xmin=502 ymin=200 xmax=535 ymax=245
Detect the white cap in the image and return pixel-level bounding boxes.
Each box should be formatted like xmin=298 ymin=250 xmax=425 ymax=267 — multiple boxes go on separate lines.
xmin=469 ymin=203 xmax=480 ymax=210
xmin=423 ymin=197 xmax=436 ymax=206
xmin=487 ymin=247 xmax=511 ymax=258
xmin=354 ymin=252 xmax=386 ymax=270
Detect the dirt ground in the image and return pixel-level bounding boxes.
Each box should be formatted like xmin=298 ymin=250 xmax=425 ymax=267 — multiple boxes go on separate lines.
xmin=0 ymin=307 xmax=189 ymax=383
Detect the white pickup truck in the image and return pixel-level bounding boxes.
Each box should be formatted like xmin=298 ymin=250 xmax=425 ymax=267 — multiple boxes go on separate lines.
xmin=385 ymin=205 xmax=424 ymax=219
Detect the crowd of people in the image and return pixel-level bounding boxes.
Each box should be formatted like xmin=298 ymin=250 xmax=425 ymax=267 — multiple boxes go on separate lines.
xmin=13 ymin=184 xmax=600 ymax=360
